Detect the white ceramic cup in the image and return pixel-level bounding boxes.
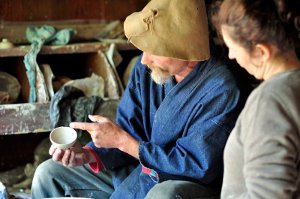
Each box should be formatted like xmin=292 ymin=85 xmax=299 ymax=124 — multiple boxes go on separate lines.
xmin=49 ymin=127 xmax=77 ymax=149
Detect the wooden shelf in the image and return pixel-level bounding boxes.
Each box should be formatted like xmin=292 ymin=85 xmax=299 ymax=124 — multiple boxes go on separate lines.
xmin=0 ymin=103 xmax=51 ymax=135
xmin=0 ymin=41 xmax=135 ymax=57
xmin=0 ymin=41 xmax=134 ymax=135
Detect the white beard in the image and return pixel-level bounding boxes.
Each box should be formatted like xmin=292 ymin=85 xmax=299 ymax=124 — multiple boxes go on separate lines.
xmin=148 ymin=65 xmax=171 ymax=85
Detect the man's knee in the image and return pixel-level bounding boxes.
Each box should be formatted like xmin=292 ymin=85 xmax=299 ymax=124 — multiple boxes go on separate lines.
xmin=145 ymin=180 xmax=181 ymax=199
xmin=34 ymin=160 xmax=51 ymax=177
xmin=32 ymin=159 xmax=60 ymax=184
xmin=145 ymin=180 xmax=220 ymax=199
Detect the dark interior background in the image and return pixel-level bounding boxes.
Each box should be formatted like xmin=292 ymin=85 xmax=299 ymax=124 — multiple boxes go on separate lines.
xmin=0 ymin=0 xmax=270 ymax=171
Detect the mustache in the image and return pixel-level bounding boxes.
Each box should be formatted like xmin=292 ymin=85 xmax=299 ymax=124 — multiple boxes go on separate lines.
xmin=146 ymin=64 xmax=171 ymax=84
xmin=147 ymin=64 xmax=169 ymax=75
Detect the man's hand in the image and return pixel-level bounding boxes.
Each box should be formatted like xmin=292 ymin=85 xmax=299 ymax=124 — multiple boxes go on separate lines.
xmin=70 ymin=115 xmax=140 ymax=159
xmin=49 ymin=142 xmax=95 ymax=167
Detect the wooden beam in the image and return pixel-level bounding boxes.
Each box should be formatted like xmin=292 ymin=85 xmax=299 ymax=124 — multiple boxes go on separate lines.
xmin=0 ymin=41 xmax=135 ymax=57
xmin=0 ymin=103 xmax=51 ymax=135
xmin=0 ymin=0 xmax=148 ymax=21
xmin=0 ymin=20 xmax=125 ymax=45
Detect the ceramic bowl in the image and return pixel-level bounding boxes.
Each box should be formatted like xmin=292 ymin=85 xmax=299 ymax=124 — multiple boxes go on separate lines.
xmin=49 ymin=127 xmax=77 ymax=149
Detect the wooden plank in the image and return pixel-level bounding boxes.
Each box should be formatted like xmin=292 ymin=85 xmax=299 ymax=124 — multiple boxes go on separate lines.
xmin=0 ymin=42 xmax=135 ymax=57
xmin=0 ymin=103 xmax=51 ymax=135
xmin=0 ymin=20 xmax=123 ymax=44
xmin=0 ymin=0 xmax=148 ymax=21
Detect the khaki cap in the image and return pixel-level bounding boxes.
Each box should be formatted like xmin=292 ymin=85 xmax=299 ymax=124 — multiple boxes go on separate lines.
xmin=124 ymin=0 xmax=210 ymax=61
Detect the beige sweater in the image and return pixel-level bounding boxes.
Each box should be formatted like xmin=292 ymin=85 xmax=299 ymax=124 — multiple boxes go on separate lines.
xmin=222 ymin=69 xmax=300 ymax=199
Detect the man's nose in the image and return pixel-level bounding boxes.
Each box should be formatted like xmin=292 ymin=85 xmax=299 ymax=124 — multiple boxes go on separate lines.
xmin=228 ymin=50 xmax=235 ymax=60
xmin=141 ymin=52 xmax=152 ymax=65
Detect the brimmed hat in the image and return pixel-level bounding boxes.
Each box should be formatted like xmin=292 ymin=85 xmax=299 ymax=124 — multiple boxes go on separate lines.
xmin=124 ymin=0 xmax=210 ymax=61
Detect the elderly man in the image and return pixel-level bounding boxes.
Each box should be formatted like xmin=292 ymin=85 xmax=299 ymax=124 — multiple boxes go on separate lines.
xmin=31 ymin=0 xmax=244 ymax=198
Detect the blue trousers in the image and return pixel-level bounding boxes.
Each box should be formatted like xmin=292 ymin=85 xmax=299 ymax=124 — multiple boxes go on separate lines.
xmin=146 ymin=181 xmax=220 ymax=199
xmin=31 ymin=159 xmax=113 ymax=198
xmin=31 ymin=159 xmax=220 ymax=199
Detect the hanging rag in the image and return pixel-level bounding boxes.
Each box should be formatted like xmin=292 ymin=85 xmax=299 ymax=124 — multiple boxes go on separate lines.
xmin=49 ymin=85 xmax=103 ymax=135
xmin=24 ymin=25 xmax=76 ymax=102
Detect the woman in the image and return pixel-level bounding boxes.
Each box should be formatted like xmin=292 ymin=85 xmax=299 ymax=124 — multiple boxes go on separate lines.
xmin=212 ymin=0 xmax=300 ymax=198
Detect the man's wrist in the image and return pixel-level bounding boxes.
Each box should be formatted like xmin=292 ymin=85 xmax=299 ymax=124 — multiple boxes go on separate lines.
xmin=83 ymin=146 xmax=97 ymax=163
xmin=83 ymin=146 xmax=104 ymax=173
xmin=118 ymin=133 xmax=139 ymax=159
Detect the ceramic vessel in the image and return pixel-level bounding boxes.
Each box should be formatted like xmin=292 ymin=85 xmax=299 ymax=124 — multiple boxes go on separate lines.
xmin=49 ymin=127 xmax=77 ymax=149
xmin=0 ymin=38 xmax=14 ymax=49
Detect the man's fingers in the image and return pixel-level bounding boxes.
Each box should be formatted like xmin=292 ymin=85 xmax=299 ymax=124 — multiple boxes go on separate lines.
xmin=88 ymin=115 xmax=107 ymax=123
xmin=70 ymin=115 xmax=108 ymax=136
xmin=70 ymin=122 xmax=94 ymax=131
xmin=52 ymin=148 xmax=64 ymax=161
xmin=68 ymin=151 xmax=76 ymax=167
xmin=69 ymin=122 xmax=97 ymax=136
xmin=62 ymin=150 xmax=71 ymax=166
xmin=49 ymin=144 xmax=56 ymax=155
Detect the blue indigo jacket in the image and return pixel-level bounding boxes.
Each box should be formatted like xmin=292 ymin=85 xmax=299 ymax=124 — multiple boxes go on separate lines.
xmin=87 ymin=55 xmax=242 ymax=198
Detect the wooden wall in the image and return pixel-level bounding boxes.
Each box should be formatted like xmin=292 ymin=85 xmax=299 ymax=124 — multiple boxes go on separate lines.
xmin=0 ymin=0 xmax=148 ymax=21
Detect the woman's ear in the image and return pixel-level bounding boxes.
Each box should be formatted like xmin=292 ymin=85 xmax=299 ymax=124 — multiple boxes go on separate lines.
xmin=254 ymin=43 xmax=271 ymax=63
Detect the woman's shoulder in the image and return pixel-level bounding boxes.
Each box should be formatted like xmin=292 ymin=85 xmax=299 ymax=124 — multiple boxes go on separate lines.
xmin=259 ymin=69 xmax=300 ymax=95
xmin=246 ymin=68 xmax=300 ymax=113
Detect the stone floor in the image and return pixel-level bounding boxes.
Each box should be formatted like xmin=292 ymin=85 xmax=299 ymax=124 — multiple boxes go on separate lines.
xmin=0 ymin=137 xmax=51 ymax=199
